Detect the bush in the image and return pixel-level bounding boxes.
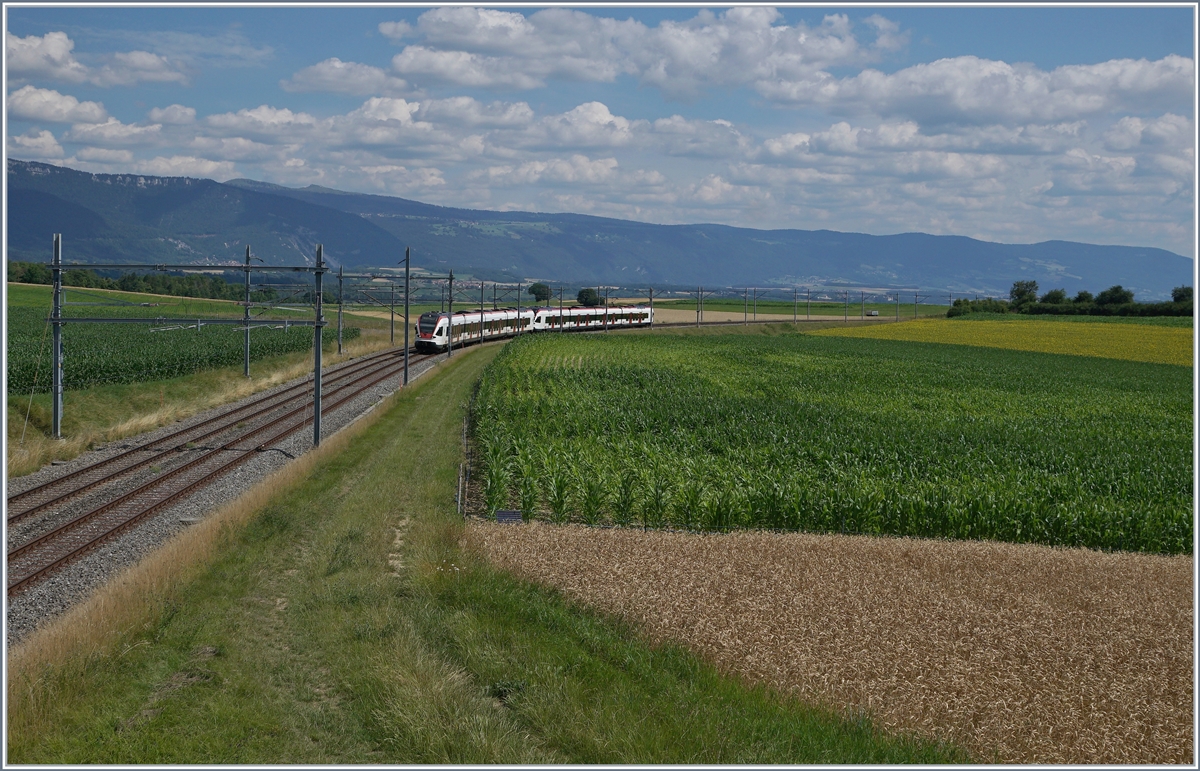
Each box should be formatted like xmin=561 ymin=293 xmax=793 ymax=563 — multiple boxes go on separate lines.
xmin=577 ymin=288 xmax=600 ymax=307
xmin=1096 ymin=285 xmax=1135 ymax=306
xmin=1039 ymin=288 xmax=1067 ymax=304
xmin=946 ymin=297 xmax=1009 ymax=317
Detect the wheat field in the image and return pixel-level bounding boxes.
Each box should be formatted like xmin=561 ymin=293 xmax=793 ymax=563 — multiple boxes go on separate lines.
xmin=466 ymin=522 xmax=1193 ymax=764
xmin=813 ymin=316 xmax=1193 ymax=366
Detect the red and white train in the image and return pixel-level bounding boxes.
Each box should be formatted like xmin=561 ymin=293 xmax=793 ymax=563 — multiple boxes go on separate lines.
xmin=415 ymin=304 xmax=653 ymax=353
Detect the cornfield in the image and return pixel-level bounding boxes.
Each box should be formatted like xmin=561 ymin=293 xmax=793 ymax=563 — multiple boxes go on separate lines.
xmin=7 ymin=306 xmax=357 ymax=394
xmin=815 ymin=316 xmax=1193 ymax=366
xmin=469 ymin=332 xmax=1192 ymax=554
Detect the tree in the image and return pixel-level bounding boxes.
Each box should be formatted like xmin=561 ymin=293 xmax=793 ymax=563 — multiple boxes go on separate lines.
xmin=1073 ymin=290 xmax=1094 ymax=303
xmin=1172 ymin=286 xmax=1193 ymax=303
xmin=528 ymin=282 xmax=552 ymax=303
xmin=1039 ymin=288 xmax=1067 ymax=304
xmin=576 ymin=287 xmax=600 ymax=307
xmin=1009 ymin=280 xmax=1039 ymax=309
xmin=1095 ymin=285 xmax=1134 ymax=305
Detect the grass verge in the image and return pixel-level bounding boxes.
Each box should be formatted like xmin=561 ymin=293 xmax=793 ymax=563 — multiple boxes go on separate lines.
xmin=7 ymin=342 xmax=966 ymax=764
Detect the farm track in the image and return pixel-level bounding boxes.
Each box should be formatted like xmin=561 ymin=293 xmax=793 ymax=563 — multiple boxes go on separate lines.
xmin=7 ymin=348 xmax=432 ymax=596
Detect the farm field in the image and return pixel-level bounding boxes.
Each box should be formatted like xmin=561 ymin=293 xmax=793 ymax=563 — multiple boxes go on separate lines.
xmin=470 ymin=331 xmax=1192 ymax=554
xmin=7 ymin=345 xmax=961 ymax=764
xmin=814 ymin=315 xmax=1193 ymax=365
xmin=467 ymin=521 xmax=1193 ymax=764
xmin=7 ymin=283 xmax=360 ymax=394
xmin=653 ymin=297 xmax=946 ymax=319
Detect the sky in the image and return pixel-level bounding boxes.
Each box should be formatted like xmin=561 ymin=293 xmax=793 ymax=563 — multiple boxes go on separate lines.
xmin=4 ymin=4 xmax=1197 ymax=257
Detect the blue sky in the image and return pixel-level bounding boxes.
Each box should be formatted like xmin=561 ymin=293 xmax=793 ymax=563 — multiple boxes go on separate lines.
xmin=5 ymin=5 xmax=1196 ymax=256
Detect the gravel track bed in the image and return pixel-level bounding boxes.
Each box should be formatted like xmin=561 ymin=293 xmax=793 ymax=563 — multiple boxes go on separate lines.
xmin=6 ymin=351 xmax=446 ymax=647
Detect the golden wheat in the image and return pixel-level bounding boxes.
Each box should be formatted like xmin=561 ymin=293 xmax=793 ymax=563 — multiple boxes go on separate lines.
xmin=465 ymin=522 xmax=1193 ymax=764
xmin=814 ymin=317 xmax=1193 ymax=366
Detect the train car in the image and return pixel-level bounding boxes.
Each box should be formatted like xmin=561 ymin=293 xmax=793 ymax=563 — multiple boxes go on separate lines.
xmin=532 ymin=305 xmax=653 ymax=331
xmin=415 ymin=307 xmax=534 ymax=352
xmin=415 ymin=304 xmax=654 ymax=352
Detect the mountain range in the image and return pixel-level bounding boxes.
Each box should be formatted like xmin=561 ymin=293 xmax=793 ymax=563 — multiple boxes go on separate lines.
xmin=7 ymin=159 xmax=1192 ymax=300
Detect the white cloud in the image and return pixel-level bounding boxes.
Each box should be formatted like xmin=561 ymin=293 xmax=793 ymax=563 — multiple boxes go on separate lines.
xmin=65 ymin=117 xmax=162 ymax=145
xmin=7 ymin=85 xmax=108 ymax=123
xmin=1104 ymin=113 xmax=1192 ymax=150
xmin=281 ymin=57 xmax=411 ymax=96
xmin=759 ymin=55 xmax=1194 ymax=125
xmin=537 ymin=102 xmax=639 ymax=148
xmin=476 ymin=154 xmax=619 ymax=185
xmin=132 ymin=155 xmax=238 ymax=179
xmin=148 ymin=104 xmax=196 ymax=124
xmin=7 ymin=128 xmax=64 ymax=159
xmin=386 ymin=7 xmax=898 ymax=99
xmin=76 ymin=147 xmax=134 ymax=164
xmin=189 ymin=136 xmax=280 ymax=161
xmin=391 ymin=46 xmax=546 ymax=89
xmin=92 ymin=50 xmax=186 ymax=86
xmin=378 ymin=21 xmax=414 ymax=40
xmin=6 ymin=31 xmax=89 ymax=82
xmin=415 ymin=97 xmax=534 ymax=127
xmin=6 ymin=31 xmax=186 ymax=87
xmin=206 ymin=105 xmax=320 ymax=137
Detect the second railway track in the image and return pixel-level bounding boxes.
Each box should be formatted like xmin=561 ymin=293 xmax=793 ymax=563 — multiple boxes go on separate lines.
xmin=7 ymin=347 xmax=433 ymax=597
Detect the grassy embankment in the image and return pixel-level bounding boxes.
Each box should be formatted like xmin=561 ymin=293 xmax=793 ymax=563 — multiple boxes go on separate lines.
xmin=6 ymin=283 xmax=395 ymax=477
xmin=7 ymin=343 xmax=964 ymax=763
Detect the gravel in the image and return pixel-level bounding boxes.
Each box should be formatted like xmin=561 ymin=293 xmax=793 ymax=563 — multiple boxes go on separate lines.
xmin=6 ymin=351 xmax=447 ymax=647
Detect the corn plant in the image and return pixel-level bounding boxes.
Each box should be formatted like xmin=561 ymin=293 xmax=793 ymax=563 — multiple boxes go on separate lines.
xmin=514 ymin=446 xmax=541 ymax=521
xmin=471 ymin=332 xmax=1193 ymax=554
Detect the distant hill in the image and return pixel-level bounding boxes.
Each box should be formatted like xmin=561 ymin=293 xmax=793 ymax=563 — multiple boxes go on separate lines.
xmin=8 ymin=159 xmax=1192 ymax=299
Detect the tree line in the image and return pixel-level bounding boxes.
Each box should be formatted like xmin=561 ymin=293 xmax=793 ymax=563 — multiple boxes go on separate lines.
xmin=948 ymin=281 xmax=1192 ymax=318
xmin=8 ymin=261 xmax=285 ymax=303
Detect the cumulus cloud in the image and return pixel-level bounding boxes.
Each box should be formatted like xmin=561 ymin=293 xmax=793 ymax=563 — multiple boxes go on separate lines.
xmin=415 ymin=97 xmax=534 ymax=127
xmin=76 ymin=147 xmax=135 ymax=163
xmin=384 ymin=7 xmax=901 ymax=99
xmin=6 ymin=31 xmax=89 ymax=82
xmin=132 ymin=155 xmax=238 ymax=179
xmin=206 ymin=105 xmax=320 ymax=137
xmin=759 ymin=54 xmax=1194 ymax=125
xmin=7 ymin=85 xmax=108 ymax=123
xmin=281 ymin=57 xmax=411 ymax=96
xmin=536 ymin=102 xmax=639 ymax=148
xmin=92 ymin=50 xmax=186 ymax=86
xmin=148 ymin=104 xmax=196 ymax=124
xmin=64 ymin=117 xmax=162 ymax=145
xmin=7 ymin=128 xmax=64 ymax=159
xmin=475 ymin=154 xmax=619 ymax=185
xmin=6 ymin=31 xmax=187 ymax=86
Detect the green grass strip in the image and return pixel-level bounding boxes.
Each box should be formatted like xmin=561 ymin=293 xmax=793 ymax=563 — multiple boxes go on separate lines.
xmin=8 ymin=344 xmax=966 ymax=764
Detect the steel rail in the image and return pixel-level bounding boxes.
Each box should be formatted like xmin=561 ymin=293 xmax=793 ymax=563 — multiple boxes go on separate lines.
xmin=7 ymin=347 xmax=412 ymax=522
xmin=8 ymin=353 xmax=433 ymax=595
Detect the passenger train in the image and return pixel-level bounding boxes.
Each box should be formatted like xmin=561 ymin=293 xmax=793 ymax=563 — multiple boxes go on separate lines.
xmin=415 ymin=304 xmax=653 ymax=353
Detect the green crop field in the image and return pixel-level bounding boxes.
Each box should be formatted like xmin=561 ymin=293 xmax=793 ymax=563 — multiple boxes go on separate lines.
xmin=7 ymin=284 xmax=358 ymax=394
xmin=470 ymin=332 xmax=1192 ymax=555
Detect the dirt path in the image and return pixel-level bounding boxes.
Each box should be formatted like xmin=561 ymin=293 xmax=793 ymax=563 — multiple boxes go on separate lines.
xmin=466 ymin=522 xmax=1193 ymax=764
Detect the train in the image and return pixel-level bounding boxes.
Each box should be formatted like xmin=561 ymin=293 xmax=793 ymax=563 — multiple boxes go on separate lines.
xmin=415 ymin=304 xmax=653 ymax=353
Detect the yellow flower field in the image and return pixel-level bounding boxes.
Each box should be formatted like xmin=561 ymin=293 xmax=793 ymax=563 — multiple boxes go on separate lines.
xmin=814 ymin=317 xmax=1194 ymax=366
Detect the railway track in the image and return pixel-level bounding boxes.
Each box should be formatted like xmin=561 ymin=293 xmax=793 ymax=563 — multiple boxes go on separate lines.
xmin=7 ymin=348 xmax=432 ymax=596
xmin=7 ymin=346 xmax=409 ymax=525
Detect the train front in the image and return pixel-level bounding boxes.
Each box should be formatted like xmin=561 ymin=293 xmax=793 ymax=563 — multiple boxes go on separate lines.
xmin=416 ymin=311 xmax=448 ymax=352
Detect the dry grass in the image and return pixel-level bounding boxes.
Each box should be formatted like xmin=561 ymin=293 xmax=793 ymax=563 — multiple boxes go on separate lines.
xmin=6 ymin=332 xmax=395 ymax=478
xmin=465 ymin=522 xmax=1194 ymax=764
xmin=5 ymin=359 xmax=419 ymax=743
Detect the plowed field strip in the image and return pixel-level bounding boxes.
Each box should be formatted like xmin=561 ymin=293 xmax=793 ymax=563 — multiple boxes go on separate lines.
xmin=466 ymin=522 xmax=1193 ymax=765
